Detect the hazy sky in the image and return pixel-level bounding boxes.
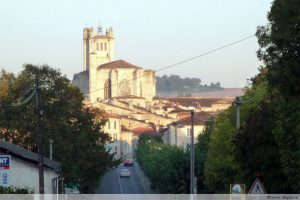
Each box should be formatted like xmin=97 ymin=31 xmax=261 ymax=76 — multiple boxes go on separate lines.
xmin=0 ymin=0 xmax=273 ymax=87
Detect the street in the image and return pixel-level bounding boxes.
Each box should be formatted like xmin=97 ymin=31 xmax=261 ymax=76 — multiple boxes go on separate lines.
xmin=96 ymin=161 xmax=146 ymax=194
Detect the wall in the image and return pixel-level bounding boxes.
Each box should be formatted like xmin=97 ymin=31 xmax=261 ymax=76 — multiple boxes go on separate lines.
xmin=9 ymin=156 xmax=58 ymax=194
xmin=120 ymin=131 xmax=133 ymax=159
xmin=165 ymin=124 xmax=205 ymax=149
xmin=103 ymin=117 xmax=121 ymax=160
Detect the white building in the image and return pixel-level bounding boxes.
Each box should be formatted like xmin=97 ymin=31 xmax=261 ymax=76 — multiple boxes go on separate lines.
xmin=0 ymin=139 xmax=61 ymax=194
xmin=163 ymin=112 xmax=213 ymax=149
xmin=102 ymin=113 xmax=122 ymax=160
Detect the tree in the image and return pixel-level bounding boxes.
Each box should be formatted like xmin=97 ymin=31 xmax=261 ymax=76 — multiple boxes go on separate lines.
xmin=0 ymin=64 xmax=114 ymax=193
xmin=136 ymin=133 xmax=190 ymax=193
xmin=256 ymin=0 xmax=300 ymax=97
xmin=195 ymin=118 xmax=214 ymax=193
xmin=203 ymin=110 xmax=240 ymax=193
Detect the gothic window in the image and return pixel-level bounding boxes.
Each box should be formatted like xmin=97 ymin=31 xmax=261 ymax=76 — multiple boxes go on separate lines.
xmin=104 ymin=79 xmax=112 ymax=99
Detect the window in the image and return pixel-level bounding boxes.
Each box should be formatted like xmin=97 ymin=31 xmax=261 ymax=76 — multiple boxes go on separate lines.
xmin=96 ymin=43 xmax=99 ymax=51
xmin=100 ymin=42 xmax=103 ymax=51
xmin=114 ymin=133 xmax=117 ymax=141
xmin=104 ymin=42 xmax=107 ymax=50
xmin=187 ymin=129 xmax=191 ymax=136
xmin=108 ymin=121 xmax=110 ymax=129
xmin=114 ymin=121 xmax=117 ymax=129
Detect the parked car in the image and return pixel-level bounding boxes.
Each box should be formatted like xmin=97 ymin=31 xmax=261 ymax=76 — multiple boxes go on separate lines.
xmin=123 ymin=159 xmax=134 ymax=167
xmin=120 ymin=168 xmax=130 ymax=177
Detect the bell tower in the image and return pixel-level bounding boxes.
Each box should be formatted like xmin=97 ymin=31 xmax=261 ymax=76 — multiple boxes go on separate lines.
xmin=83 ymin=25 xmax=115 ymax=71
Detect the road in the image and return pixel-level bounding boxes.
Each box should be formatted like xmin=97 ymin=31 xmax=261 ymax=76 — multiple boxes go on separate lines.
xmin=96 ymin=161 xmax=146 ymax=194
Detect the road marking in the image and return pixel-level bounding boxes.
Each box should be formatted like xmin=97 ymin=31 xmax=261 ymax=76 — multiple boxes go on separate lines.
xmin=116 ymin=167 xmax=125 ymax=200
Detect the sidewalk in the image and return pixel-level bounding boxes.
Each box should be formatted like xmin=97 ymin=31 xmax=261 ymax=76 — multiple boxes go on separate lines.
xmin=133 ymin=160 xmax=157 ymax=194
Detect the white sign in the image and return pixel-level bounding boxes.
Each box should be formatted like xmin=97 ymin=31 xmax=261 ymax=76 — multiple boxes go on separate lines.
xmin=248 ymin=178 xmax=267 ymax=194
xmin=0 ymin=155 xmax=11 ymax=187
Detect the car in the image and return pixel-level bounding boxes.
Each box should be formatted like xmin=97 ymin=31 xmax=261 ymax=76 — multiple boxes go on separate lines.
xmin=120 ymin=168 xmax=130 ymax=177
xmin=123 ymin=159 xmax=134 ymax=167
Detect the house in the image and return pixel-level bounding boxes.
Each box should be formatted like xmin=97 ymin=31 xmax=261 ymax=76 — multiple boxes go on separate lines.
xmin=163 ymin=112 xmax=213 ymax=149
xmin=102 ymin=112 xmax=122 ymax=160
xmin=120 ymin=126 xmax=133 ymax=160
xmin=0 ymin=139 xmax=61 ymax=194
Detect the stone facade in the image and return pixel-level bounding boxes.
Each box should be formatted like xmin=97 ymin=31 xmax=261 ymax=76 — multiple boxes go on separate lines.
xmin=102 ymin=113 xmax=122 ymax=160
xmin=73 ymin=26 xmax=156 ymax=103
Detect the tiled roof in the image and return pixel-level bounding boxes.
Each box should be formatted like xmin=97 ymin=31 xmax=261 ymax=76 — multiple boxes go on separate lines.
xmin=168 ymin=109 xmax=191 ymax=114
xmin=165 ymin=97 xmax=233 ymax=107
xmin=0 ymin=139 xmax=60 ymax=170
xmin=113 ymin=95 xmax=145 ymax=99
xmin=173 ymin=112 xmax=213 ymax=126
xmin=102 ymin=112 xmax=121 ymax=119
xmin=98 ymin=60 xmax=142 ymax=69
xmin=121 ymin=125 xmax=131 ymax=132
xmin=132 ymin=127 xmax=159 ymax=135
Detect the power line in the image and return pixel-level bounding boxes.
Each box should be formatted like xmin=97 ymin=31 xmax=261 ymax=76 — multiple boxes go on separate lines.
xmin=84 ymin=34 xmax=255 ymax=96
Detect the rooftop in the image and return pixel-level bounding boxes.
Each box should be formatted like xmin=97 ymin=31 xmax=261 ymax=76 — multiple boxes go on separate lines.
xmin=98 ymin=60 xmax=142 ymax=70
xmin=131 ymin=127 xmax=159 ymax=135
xmin=173 ymin=111 xmax=213 ymax=126
xmin=113 ymin=95 xmax=145 ymax=100
xmin=0 ymin=139 xmax=60 ymax=170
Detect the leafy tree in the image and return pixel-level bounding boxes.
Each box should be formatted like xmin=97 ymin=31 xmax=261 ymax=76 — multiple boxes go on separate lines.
xmin=233 ymin=0 xmax=300 ymax=193
xmin=256 ymin=0 xmax=300 ymax=97
xmin=204 ymin=110 xmax=240 ymax=193
xmin=195 ymin=118 xmax=214 ymax=193
xmin=0 ymin=64 xmax=114 ymax=193
xmin=137 ymin=134 xmax=189 ymax=193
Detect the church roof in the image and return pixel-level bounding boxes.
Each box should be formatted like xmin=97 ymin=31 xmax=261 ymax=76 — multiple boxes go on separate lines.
xmin=98 ymin=60 xmax=142 ymax=70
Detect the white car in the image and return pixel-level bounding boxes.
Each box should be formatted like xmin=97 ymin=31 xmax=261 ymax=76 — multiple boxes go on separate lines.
xmin=120 ymin=168 xmax=130 ymax=177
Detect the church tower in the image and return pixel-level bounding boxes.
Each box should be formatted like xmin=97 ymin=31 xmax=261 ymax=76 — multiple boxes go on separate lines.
xmin=83 ymin=26 xmax=115 ymax=71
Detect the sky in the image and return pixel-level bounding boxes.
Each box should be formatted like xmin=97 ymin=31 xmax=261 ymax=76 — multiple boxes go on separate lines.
xmin=0 ymin=0 xmax=273 ymax=88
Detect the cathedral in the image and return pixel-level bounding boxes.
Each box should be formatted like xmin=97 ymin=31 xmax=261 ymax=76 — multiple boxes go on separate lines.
xmin=72 ymin=26 xmax=156 ymax=103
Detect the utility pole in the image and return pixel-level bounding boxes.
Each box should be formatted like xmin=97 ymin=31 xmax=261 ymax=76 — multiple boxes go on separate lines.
xmin=49 ymin=139 xmax=54 ymax=160
xmin=36 ymin=78 xmax=44 ymax=194
xmin=234 ymin=96 xmax=242 ymax=130
xmin=175 ymin=124 xmax=178 ymax=146
xmin=190 ymin=110 xmax=195 ymax=194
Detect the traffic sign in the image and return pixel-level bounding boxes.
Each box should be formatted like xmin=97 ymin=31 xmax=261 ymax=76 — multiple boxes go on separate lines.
xmin=0 ymin=155 xmax=11 ymax=187
xmin=248 ymin=178 xmax=267 ymax=194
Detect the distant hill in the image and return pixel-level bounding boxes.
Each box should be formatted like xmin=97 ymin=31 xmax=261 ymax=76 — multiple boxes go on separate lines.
xmin=156 ymin=75 xmax=223 ymax=93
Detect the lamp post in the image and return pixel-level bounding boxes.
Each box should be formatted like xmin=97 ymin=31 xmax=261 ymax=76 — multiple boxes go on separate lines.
xmin=190 ymin=110 xmax=196 ymax=194
xmin=49 ymin=139 xmax=54 ymax=160
xmin=35 ymin=78 xmax=44 ymax=195
xmin=234 ymin=96 xmax=242 ymax=130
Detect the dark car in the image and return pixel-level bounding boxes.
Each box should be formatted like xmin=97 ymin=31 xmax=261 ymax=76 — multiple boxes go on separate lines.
xmin=123 ymin=159 xmax=134 ymax=167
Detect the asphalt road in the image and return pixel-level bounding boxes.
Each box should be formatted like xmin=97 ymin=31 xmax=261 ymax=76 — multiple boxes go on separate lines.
xmin=96 ymin=162 xmax=145 ymax=194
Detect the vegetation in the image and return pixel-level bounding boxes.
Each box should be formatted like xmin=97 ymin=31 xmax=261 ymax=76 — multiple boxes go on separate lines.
xmin=0 ymin=64 xmax=115 ymax=193
xmin=0 ymin=186 xmax=33 ymax=194
xmin=156 ymin=75 xmax=223 ymax=93
xmin=138 ymin=0 xmax=299 ymax=194
xmin=136 ymin=134 xmax=190 ymax=193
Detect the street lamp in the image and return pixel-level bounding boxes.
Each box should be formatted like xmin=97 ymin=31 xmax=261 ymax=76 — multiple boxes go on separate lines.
xmin=190 ymin=110 xmax=196 ymax=194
